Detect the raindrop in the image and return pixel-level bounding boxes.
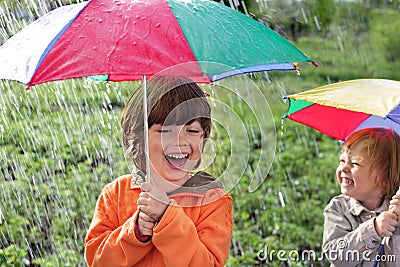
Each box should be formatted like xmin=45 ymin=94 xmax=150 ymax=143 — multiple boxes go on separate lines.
xmin=314 ymin=15 xmax=321 ymax=31
xmin=301 ymin=8 xmax=308 ymax=24
xmin=278 ymin=191 xmax=285 ymax=207
xmin=241 ymin=1 xmax=249 ymax=16
xmin=227 ymin=0 xmax=236 ymax=10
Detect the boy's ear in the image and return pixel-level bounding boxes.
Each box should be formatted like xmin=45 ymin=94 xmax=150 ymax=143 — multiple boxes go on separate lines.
xmin=376 ymin=175 xmax=387 ymax=194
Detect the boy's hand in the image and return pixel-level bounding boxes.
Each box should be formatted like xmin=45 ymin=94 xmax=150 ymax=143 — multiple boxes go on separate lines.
xmin=137 ymin=211 xmax=156 ymax=236
xmin=375 ymin=211 xmax=398 ymax=237
xmin=137 ymin=182 xmax=170 ymax=222
xmin=375 ymin=193 xmax=400 ymax=237
xmin=389 ymin=194 xmax=400 ymax=220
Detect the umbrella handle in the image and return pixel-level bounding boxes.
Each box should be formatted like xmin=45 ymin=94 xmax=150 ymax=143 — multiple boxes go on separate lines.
xmin=142 ymin=75 xmax=150 ymax=182
xmin=372 ymin=238 xmax=386 ymax=267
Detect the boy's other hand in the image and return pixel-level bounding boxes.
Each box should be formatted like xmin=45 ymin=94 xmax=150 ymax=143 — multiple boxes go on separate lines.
xmin=138 ymin=211 xmax=156 ymax=236
xmin=389 ymin=194 xmax=400 ymax=221
xmin=138 ymin=182 xmax=170 ymax=222
xmin=375 ymin=211 xmax=398 ymax=237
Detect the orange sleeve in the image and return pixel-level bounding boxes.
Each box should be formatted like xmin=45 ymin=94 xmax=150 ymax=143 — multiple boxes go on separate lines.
xmin=84 ymin=185 xmax=153 ymax=267
xmin=152 ymin=192 xmax=233 ymax=267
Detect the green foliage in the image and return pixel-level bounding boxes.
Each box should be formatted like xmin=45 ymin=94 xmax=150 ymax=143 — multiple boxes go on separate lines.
xmin=369 ymin=9 xmax=400 ymax=64
xmin=0 ymin=244 xmax=28 ymax=266
xmin=315 ymin=0 xmax=335 ymax=21
xmin=364 ymin=0 xmax=400 ymax=9
xmin=312 ymin=0 xmax=336 ymax=33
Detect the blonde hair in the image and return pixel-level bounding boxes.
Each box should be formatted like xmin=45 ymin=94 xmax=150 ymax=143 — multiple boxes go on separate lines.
xmin=120 ymin=76 xmax=211 ymax=172
xmin=343 ymin=127 xmax=400 ymax=200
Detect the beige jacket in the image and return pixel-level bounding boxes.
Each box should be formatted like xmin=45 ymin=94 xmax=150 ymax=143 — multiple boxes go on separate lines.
xmin=323 ymin=195 xmax=400 ymax=267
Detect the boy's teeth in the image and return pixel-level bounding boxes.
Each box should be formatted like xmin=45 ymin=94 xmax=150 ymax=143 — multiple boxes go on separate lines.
xmin=167 ymin=154 xmax=187 ymax=159
xmin=165 ymin=153 xmax=188 ymax=169
xmin=342 ymin=178 xmax=353 ymax=185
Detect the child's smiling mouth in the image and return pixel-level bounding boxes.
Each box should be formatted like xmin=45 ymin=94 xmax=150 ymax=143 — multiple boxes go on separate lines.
xmin=341 ymin=177 xmax=354 ymax=186
xmin=165 ymin=153 xmax=189 ymax=169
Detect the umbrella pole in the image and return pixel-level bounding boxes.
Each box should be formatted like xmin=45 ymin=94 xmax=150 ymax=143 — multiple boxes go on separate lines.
xmin=373 ymin=239 xmax=386 ymax=267
xmin=142 ymin=75 xmax=151 ymax=182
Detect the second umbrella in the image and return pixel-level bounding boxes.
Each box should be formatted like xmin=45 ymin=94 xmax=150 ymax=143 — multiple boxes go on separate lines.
xmin=283 ymin=79 xmax=400 ymax=141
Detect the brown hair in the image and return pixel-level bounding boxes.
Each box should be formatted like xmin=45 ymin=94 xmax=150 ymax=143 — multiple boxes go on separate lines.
xmin=121 ymin=76 xmax=211 ymax=172
xmin=343 ymin=127 xmax=400 ymax=200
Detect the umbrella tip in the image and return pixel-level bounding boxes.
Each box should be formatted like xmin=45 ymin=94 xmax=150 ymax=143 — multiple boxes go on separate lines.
xmin=312 ymin=61 xmax=319 ymax=67
xmin=293 ymin=63 xmax=301 ymax=75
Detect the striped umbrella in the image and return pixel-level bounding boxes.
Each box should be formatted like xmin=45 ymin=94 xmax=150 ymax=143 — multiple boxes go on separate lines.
xmin=0 ymin=0 xmax=315 ymax=87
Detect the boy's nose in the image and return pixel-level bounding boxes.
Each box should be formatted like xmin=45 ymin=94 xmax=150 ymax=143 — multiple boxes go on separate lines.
xmin=176 ymin=130 xmax=188 ymax=146
xmin=339 ymin=161 xmax=350 ymax=172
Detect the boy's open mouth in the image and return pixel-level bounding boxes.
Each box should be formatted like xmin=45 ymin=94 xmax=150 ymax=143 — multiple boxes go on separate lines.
xmin=341 ymin=177 xmax=354 ymax=186
xmin=165 ymin=153 xmax=189 ymax=169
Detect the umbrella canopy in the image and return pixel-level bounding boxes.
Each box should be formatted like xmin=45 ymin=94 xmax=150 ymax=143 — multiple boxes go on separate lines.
xmin=283 ymin=79 xmax=400 ymax=141
xmin=0 ymin=0 xmax=315 ymax=87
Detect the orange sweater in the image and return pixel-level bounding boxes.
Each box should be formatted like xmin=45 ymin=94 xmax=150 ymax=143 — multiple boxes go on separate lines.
xmin=84 ymin=173 xmax=233 ymax=267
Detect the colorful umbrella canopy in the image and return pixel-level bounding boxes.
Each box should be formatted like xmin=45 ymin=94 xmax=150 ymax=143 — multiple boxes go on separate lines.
xmin=283 ymin=79 xmax=400 ymax=141
xmin=0 ymin=0 xmax=315 ymax=87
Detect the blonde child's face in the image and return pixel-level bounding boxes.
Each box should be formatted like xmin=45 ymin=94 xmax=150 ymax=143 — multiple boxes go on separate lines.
xmin=336 ymin=142 xmax=384 ymax=204
xmin=148 ymin=120 xmax=204 ymax=185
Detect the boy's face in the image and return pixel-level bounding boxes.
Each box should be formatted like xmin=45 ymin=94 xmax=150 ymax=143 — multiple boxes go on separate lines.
xmin=148 ymin=120 xmax=204 ymax=184
xmin=336 ymin=142 xmax=383 ymax=204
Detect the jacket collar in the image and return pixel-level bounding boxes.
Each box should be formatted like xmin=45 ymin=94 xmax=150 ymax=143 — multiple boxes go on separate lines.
xmin=348 ymin=196 xmax=389 ymax=216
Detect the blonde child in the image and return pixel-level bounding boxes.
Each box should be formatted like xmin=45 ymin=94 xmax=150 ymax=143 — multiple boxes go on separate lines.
xmin=84 ymin=76 xmax=233 ymax=266
xmin=323 ymin=127 xmax=400 ymax=266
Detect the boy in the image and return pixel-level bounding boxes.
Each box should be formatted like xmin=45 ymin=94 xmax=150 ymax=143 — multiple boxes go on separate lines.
xmin=84 ymin=76 xmax=233 ymax=267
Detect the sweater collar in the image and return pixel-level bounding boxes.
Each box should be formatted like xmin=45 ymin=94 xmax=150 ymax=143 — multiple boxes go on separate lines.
xmin=129 ymin=171 xmax=223 ymax=196
xmin=167 ymin=171 xmax=223 ymax=196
